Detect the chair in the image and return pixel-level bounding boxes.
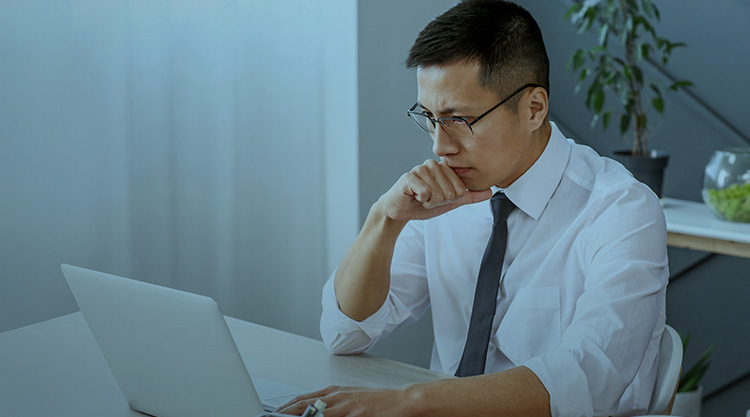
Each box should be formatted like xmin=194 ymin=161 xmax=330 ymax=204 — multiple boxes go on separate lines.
xmin=646 ymin=324 xmax=683 ymax=415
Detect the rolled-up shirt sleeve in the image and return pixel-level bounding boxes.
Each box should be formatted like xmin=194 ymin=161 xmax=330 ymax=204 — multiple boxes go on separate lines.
xmin=320 ymin=220 xmax=431 ymax=355
xmin=523 ymin=184 xmax=668 ymax=417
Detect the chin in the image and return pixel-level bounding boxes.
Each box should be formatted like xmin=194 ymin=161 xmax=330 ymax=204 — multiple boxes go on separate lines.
xmin=463 ymin=180 xmax=490 ymax=191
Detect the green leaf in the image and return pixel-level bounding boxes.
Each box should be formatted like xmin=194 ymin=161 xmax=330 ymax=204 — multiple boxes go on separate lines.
xmin=623 ymin=65 xmax=633 ymax=81
xmin=602 ymin=111 xmax=612 ymax=129
xmin=578 ymin=67 xmax=591 ymax=82
xmin=670 ymin=80 xmax=694 ymax=91
xmin=650 ymin=83 xmax=662 ymax=96
xmin=640 ymin=43 xmax=651 ymax=61
xmin=677 ymin=337 xmax=716 ymax=393
xmin=656 ymin=37 xmax=668 ymax=50
xmin=593 ymin=89 xmax=605 ymax=113
xmin=625 ymin=15 xmax=634 ymax=35
xmin=570 ymin=49 xmax=587 ymax=71
xmin=579 ymin=8 xmax=597 ymax=33
xmin=652 ymin=96 xmax=664 ymax=113
xmin=624 ymin=0 xmax=639 ymax=13
xmin=564 ymin=3 xmax=582 ymax=20
xmin=590 ymin=113 xmax=600 ymax=129
xmin=604 ymin=70 xmax=618 ymax=84
xmin=598 ymin=23 xmax=609 ymax=46
xmin=620 ymin=114 xmax=630 ymax=135
xmin=575 ymin=69 xmax=591 ymax=94
xmin=642 ymin=0 xmax=657 ymax=19
xmin=634 ymin=16 xmax=655 ymax=38
xmin=670 ymin=41 xmax=688 ymax=51
xmin=632 ymin=66 xmax=644 ymax=84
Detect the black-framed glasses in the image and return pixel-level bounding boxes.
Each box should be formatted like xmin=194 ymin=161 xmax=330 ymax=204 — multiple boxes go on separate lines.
xmin=406 ymin=83 xmax=546 ymax=138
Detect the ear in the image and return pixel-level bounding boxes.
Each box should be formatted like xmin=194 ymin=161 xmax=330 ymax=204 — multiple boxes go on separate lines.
xmin=525 ymin=86 xmax=548 ymax=131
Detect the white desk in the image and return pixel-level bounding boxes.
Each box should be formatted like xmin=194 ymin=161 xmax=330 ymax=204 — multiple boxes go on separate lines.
xmin=662 ymin=198 xmax=750 ymax=258
xmin=0 ymin=312 xmax=446 ymax=417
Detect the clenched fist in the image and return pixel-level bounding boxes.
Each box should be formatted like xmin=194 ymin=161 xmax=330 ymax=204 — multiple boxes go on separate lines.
xmin=376 ymin=159 xmax=492 ymax=222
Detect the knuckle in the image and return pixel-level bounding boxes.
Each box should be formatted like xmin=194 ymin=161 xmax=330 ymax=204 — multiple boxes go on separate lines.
xmin=401 ymin=171 xmax=418 ymax=184
xmin=411 ymin=165 xmax=427 ymax=176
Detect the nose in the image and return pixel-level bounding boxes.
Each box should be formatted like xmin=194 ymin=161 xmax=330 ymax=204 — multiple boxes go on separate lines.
xmin=432 ymin=125 xmax=459 ymax=157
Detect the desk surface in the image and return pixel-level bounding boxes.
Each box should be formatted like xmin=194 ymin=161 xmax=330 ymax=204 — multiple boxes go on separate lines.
xmin=0 ymin=312 xmax=446 ymax=417
xmin=662 ymin=197 xmax=750 ymax=257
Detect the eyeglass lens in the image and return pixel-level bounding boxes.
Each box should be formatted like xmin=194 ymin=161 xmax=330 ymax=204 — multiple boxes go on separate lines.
xmin=409 ymin=114 xmax=472 ymax=138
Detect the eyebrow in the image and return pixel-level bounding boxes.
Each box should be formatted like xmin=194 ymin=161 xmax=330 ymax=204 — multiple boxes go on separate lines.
xmin=417 ymin=102 xmax=472 ymax=115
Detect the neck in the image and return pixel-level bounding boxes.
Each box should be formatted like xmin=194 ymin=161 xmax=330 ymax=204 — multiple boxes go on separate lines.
xmin=496 ymin=119 xmax=552 ymax=188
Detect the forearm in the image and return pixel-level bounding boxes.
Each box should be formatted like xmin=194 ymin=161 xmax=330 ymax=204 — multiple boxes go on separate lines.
xmin=402 ymin=366 xmax=551 ymax=417
xmin=334 ymin=201 xmax=408 ymax=321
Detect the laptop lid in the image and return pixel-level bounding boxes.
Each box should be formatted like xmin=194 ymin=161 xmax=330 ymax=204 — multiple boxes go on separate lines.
xmin=61 ymin=264 xmax=265 ymax=417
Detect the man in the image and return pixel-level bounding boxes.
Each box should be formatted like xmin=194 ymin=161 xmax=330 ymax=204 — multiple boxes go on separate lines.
xmin=279 ymin=1 xmax=668 ymax=416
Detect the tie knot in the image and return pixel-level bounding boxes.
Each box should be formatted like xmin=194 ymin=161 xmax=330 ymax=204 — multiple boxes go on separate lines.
xmin=490 ymin=192 xmax=515 ymax=224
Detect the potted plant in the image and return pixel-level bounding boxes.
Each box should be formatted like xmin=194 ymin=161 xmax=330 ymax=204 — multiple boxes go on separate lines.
xmin=565 ymin=0 xmax=693 ymax=197
xmin=672 ymin=333 xmax=716 ymax=417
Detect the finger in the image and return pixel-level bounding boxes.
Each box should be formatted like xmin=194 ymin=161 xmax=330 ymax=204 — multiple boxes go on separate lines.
xmin=401 ymin=172 xmax=431 ymax=203
xmin=467 ymin=188 xmax=493 ymax=203
xmin=276 ymin=397 xmax=317 ymax=415
xmin=444 ymin=188 xmax=493 ymax=212
xmin=437 ymin=162 xmax=468 ymax=202
xmin=411 ymin=161 xmax=444 ymax=205
xmin=275 ymin=386 xmax=338 ymax=413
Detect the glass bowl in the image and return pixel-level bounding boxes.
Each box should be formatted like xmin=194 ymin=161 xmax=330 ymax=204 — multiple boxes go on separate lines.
xmin=702 ymin=148 xmax=750 ymax=222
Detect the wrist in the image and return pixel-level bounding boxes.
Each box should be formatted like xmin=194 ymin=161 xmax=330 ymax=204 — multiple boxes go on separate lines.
xmin=367 ymin=198 xmax=409 ymax=235
xmin=399 ymin=383 xmax=433 ymax=417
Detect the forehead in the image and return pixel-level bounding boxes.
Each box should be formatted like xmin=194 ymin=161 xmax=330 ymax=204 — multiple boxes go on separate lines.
xmin=416 ymin=61 xmax=497 ymax=113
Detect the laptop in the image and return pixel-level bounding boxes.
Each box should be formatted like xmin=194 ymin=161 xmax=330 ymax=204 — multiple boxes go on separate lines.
xmin=61 ymin=264 xmax=308 ymax=417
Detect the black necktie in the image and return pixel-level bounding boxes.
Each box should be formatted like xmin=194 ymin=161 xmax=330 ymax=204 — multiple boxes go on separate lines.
xmin=455 ymin=192 xmax=516 ymax=377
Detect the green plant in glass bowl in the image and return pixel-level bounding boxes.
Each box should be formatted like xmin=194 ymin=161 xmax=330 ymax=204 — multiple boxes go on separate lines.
xmin=703 ymin=148 xmax=750 ymax=222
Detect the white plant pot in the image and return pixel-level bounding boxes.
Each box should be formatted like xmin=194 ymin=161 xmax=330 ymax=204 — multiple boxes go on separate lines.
xmin=671 ymin=385 xmax=703 ymax=417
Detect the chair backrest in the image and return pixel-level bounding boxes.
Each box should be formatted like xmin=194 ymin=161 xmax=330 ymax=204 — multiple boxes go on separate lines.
xmin=647 ymin=324 xmax=683 ymax=415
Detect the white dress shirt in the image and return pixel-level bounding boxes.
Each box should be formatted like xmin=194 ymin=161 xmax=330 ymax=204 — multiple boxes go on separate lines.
xmin=320 ymin=122 xmax=669 ymax=417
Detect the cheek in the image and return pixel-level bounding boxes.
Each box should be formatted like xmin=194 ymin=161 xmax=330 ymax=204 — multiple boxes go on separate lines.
xmin=470 ymin=136 xmax=510 ymax=165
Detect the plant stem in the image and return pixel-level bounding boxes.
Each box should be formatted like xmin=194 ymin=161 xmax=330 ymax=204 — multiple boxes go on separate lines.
xmin=619 ymin=0 xmax=647 ymax=156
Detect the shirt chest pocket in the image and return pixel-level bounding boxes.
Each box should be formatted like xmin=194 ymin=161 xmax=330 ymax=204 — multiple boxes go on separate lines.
xmin=493 ymin=286 xmax=562 ymax=365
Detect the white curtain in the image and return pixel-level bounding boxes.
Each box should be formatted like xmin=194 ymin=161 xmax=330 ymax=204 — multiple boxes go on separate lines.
xmin=0 ymin=0 xmax=358 ymax=339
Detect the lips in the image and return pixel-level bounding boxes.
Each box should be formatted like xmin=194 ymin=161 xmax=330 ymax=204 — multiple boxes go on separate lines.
xmin=450 ymin=167 xmax=472 ymax=175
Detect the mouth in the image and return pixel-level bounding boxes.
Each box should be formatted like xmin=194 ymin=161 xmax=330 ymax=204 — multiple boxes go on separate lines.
xmin=450 ymin=167 xmax=472 ymax=176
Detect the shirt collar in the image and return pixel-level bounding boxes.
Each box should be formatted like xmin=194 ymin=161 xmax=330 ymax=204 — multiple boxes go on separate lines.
xmin=491 ymin=122 xmax=571 ymax=220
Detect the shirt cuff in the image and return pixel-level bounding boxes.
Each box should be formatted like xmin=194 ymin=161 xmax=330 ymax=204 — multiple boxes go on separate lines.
xmin=323 ymin=275 xmax=392 ymax=339
xmin=319 ymin=273 xmax=395 ymax=354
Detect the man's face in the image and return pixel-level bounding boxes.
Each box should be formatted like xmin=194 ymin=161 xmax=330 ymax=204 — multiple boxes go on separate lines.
xmin=415 ymin=61 xmax=543 ymax=190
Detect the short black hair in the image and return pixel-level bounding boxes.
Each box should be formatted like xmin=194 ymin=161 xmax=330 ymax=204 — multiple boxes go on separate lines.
xmin=406 ymin=0 xmax=550 ymax=101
